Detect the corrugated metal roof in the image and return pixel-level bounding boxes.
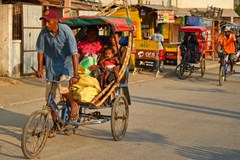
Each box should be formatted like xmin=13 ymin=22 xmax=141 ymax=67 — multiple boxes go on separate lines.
xmin=222 ymin=9 xmax=239 ymax=17
xmin=140 ymin=4 xmax=176 ymax=11
xmin=175 ymin=8 xmax=239 ymax=17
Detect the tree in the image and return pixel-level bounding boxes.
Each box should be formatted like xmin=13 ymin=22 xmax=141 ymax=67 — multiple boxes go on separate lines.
xmin=235 ymin=0 xmax=240 ymax=16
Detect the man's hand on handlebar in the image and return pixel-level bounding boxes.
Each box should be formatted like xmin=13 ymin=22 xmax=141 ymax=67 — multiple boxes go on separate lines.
xmin=70 ymin=76 xmax=79 ymax=85
xmin=36 ymin=70 xmax=43 ymax=78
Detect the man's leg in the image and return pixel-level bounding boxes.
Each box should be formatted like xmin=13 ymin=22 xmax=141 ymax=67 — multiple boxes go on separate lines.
xmin=58 ymin=75 xmax=79 ymax=121
xmin=229 ymin=54 xmax=236 ymax=73
xmin=45 ymin=82 xmax=58 ymax=138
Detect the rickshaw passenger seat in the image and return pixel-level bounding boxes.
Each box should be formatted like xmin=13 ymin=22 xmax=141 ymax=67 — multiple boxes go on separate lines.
xmin=119 ymin=36 xmax=128 ymax=46
xmin=99 ymin=36 xmax=111 ymax=46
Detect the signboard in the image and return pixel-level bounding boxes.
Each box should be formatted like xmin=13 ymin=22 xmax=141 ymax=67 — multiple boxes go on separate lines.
xmin=134 ymin=40 xmax=159 ymax=69
xmin=157 ymin=11 xmax=175 ymax=23
xmin=163 ymin=43 xmax=179 ymax=65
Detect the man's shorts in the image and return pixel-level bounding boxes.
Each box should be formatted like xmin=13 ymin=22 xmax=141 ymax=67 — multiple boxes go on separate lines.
xmin=45 ymin=75 xmax=71 ymax=101
xmin=158 ymin=50 xmax=165 ymax=61
xmin=225 ymin=54 xmax=237 ymax=61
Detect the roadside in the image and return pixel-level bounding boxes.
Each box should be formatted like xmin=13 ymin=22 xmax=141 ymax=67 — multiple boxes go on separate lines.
xmin=0 ymin=59 xmax=219 ymax=108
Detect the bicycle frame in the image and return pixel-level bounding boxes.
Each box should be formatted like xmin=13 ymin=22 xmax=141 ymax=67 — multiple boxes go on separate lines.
xmin=220 ymin=54 xmax=230 ymax=76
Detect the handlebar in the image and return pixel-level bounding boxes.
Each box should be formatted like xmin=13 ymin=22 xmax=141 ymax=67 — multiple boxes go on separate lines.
xmin=31 ymin=66 xmax=61 ymax=83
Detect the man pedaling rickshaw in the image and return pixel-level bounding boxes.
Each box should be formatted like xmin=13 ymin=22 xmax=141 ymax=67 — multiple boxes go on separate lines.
xmin=180 ymin=32 xmax=199 ymax=63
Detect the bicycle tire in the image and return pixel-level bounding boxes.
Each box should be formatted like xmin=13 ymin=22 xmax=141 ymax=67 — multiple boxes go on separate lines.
xmin=175 ymin=63 xmax=193 ymax=79
xmin=21 ymin=110 xmax=49 ymax=159
xmin=200 ymin=58 xmax=206 ymax=77
xmin=219 ymin=65 xmax=225 ymax=86
xmin=111 ymin=94 xmax=129 ymax=141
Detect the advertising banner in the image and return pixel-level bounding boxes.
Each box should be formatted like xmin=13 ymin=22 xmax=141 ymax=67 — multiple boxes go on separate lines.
xmin=157 ymin=10 xmax=175 ymax=23
xmin=135 ymin=40 xmax=159 ymax=69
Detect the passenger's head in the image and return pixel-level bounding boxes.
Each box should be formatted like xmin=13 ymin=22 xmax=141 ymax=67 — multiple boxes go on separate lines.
xmin=87 ymin=26 xmax=98 ymax=43
xmin=40 ymin=10 xmax=59 ymax=32
xmin=103 ymin=46 xmax=114 ymax=59
xmin=185 ymin=32 xmax=191 ymax=37
xmin=110 ymin=32 xmax=122 ymax=46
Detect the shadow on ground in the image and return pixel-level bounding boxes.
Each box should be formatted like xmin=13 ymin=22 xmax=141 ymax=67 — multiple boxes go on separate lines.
xmin=176 ymin=146 xmax=240 ymax=160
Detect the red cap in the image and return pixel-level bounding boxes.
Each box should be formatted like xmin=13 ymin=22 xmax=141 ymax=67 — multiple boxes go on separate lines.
xmin=40 ymin=10 xmax=59 ymax=21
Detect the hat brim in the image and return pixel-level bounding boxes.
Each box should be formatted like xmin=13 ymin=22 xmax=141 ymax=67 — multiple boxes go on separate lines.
xmin=224 ymin=29 xmax=231 ymax=32
xmin=39 ymin=16 xmax=51 ymax=21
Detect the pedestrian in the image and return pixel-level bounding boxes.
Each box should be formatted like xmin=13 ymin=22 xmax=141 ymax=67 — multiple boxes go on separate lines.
xmin=149 ymin=27 xmax=165 ymax=71
xmin=219 ymin=26 xmax=237 ymax=73
xmin=36 ymin=10 xmax=79 ymax=138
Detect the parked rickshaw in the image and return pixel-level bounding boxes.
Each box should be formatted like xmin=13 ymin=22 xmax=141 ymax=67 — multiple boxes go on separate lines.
xmin=21 ymin=15 xmax=134 ymax=159
xmin=175 ymin=26 xmax=208 ymax=79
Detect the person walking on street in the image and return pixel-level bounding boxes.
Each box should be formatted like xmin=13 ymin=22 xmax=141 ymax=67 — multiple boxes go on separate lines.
xmin=219 ymin=26 xmax=237 ymax=73
xmin=36 ymin=10 xmax=79 ymax=138
xmin=149 ymin=27 xmax=165 ymax=71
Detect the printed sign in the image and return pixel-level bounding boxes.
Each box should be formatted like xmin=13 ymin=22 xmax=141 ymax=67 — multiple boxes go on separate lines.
xmin=134 ymin=40 xmax=159 ymax=69
xmin=157 ymin=11 xmax=175 ymax=23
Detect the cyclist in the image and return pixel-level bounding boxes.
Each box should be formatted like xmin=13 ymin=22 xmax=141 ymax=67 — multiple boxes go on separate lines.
xmin=219 ymin=26 xmax=237 ymax=74
xmin=36 ymin=10 xmax=79 ymax=138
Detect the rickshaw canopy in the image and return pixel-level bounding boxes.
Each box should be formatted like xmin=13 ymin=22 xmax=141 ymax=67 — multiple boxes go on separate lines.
xmin=59 ymin=16 xmax=134 ymax=32
xmin=179 ymin=26 xmax=207 ymax=33
xmin=220 ymin=23 xmax=240 ymax=31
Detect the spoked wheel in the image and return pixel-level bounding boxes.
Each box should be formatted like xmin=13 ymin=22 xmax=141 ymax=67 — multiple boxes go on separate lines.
xmin=21 ymin=110 xmax=49 ymax=159
xmin=175 ymin=62 xmax=193 ymax=79
xmin=200 ymin=58 xmax=206 ymax=77
xmin=219 ymin=65 xmax=225 ymax=86
xmin=111 ymin=94 xmax=129 ymax=141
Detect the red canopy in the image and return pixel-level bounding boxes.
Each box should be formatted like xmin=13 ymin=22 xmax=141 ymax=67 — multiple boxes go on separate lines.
xmin=179 ymin=26 xmax=207 ymax=33
xmin=59 ymin=16 xmax=134 ymax=32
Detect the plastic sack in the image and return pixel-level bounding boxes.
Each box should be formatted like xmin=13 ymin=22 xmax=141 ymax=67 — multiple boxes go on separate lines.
xmin=71 ymin=70 xmax=101 ymax=103
xmin=79 ymin=54 xmax=97 ymax=75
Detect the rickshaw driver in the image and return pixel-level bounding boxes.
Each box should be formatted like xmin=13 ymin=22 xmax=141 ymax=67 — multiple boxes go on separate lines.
xmin=36 ymin=10 xmax=80 ymax=138
xmin=180 ymin=32 xmax=199 ymax=63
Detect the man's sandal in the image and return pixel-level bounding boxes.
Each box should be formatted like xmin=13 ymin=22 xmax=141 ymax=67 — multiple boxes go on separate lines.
xmin=48 ymin=125 xmax=57 ymax=138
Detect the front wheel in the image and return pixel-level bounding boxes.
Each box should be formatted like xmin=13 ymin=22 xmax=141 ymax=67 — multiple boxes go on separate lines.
xmin=200 ymin=58 xmax=206 ymax=77
xmin=21 ymin=110 xmax=49 ymax=159
xmin=111 ymin=94 xmax=129 ymax=141
xmin=219 ymin=65 xmax=225 ymax=86
xmin=175 ymin=63 xmax=193 ymax=79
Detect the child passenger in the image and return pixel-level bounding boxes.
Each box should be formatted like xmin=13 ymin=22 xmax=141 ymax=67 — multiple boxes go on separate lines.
xmin=99 ymin=46 xmax=120 ymax=88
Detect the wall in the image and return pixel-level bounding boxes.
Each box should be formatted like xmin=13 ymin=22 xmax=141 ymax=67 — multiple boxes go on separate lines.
xmin=101 ymin=0 xmax=169 ymax=6
xmin=101 ymin=0 xmax=234 ymax=9
xmin=0 ymin=5 xmax=12 ymax=76
xmin=174 ymin=0 xmax=234 ymax=9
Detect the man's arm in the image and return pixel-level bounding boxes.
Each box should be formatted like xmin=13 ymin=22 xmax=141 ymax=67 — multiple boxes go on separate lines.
xmin=70 ymin=54 xmax=79 ymax=85
xmin=37 ymin=53 xmax=44 ymax=78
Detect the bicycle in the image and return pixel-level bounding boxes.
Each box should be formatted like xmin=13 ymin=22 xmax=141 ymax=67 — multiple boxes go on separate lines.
xmin=21 ymin=67 xmax=129 ymax=159
xmin=218 ymin=51 xmax=231 ymax=86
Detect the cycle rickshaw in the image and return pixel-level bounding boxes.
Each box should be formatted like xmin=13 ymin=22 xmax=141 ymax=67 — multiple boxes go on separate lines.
xmin=175 ymin=26 xmax=208 ymax=79
xmin=21 ymin=16 xmax=134 ymax=159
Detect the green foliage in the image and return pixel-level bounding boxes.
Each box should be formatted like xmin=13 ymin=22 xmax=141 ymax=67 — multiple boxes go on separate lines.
xmin=235 ymin=0 xmax=240 ymax=16
xmin=235 ymin=4 xmax=240 ymax=16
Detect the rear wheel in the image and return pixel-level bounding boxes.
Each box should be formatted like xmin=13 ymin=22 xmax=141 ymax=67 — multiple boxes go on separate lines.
xmin=200 ymin=58 xmax=206 ymax=77
xmin=175 ymin=63 xmax=193 ymax=79
xmin=111 ymin=94 xmax=129 ymax=141
xmin=21 ymin=110 xmax=49 ymax=159
xmin=219 ymin=65 xmax=225 ymax=86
